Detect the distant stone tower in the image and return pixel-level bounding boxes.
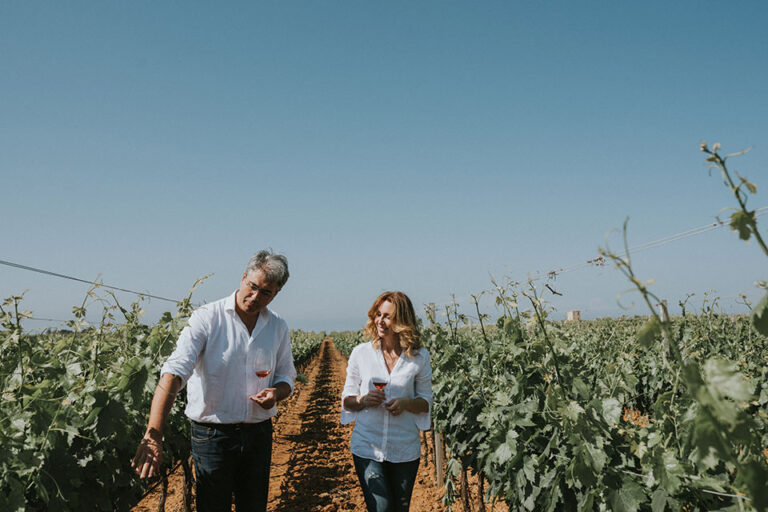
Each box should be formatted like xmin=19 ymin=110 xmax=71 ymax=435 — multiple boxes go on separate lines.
xmin=566 ymin=310 xmax=581 ymax=322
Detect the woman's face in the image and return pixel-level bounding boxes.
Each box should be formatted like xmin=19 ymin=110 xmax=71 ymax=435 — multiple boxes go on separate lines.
xmin=375 ymin=300 xmax=395 ymax=340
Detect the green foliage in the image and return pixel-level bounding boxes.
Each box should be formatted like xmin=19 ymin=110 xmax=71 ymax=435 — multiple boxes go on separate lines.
xmin=0 ymin=286 xmax=325 ymax=511
xmin=428 ymin=140 xmax=768 ymax=510
xmin=0 ymin=288 xmax=193 ymax=511
xmin=330 ymin=329 xmax=366 ymax=357
xmin=426 ymin=306 xmax=768 ymax=511
xmin=290 ymin=329 xmax=326 ymax=369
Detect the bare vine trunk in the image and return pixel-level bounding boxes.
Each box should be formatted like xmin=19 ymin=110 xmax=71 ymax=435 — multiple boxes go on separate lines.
xmin=460 ymin=466 xmax=471 ymax=511
xmin=477 ymin=471 xmax=486 ymax=512
xmin=181 ymin=454 xmax=194 ymax=512
xmin=156 ymin=467 xmax=168 ymax=512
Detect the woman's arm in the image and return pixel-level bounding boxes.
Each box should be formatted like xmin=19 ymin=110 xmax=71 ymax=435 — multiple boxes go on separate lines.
xmin=343 ymin=394 xmax=365 ymax=411
xmin=384 ymin=396 xmax=428 ymax=416
xmin=385 ymin=351 xmax=433 ymax=417
xmin=343 ymin=390 xmax=386 ymax=411
xmin=404 ymin=397 xmax=429 ymax=413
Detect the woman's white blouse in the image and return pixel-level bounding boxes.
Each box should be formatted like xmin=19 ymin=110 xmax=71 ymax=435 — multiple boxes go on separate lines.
xmin=341 ymin=342 xmax=433 ymax=463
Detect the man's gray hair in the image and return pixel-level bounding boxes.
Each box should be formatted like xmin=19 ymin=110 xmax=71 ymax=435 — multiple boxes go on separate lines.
xmin=245 ymin=250 xmax=290 ymax=288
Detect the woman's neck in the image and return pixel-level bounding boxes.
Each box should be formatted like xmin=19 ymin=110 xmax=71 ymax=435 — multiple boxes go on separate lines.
xmin=380 ymin=336 xmax=400 ymax=354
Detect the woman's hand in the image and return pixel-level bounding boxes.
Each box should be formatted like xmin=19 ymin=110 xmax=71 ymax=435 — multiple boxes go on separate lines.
xmin=385 ymin=397 xmax=429 ymax=416
xmin=343 ymin=389 xmax=389 ymax=411
xmin=360 ymin=389 xmax=386 ymax=408
xmin=384 ymin=398 xmax=410 ymax=416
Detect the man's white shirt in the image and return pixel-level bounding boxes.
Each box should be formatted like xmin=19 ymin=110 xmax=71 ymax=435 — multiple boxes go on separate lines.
xmin=161 ymin=291 xmax=296 ymax=424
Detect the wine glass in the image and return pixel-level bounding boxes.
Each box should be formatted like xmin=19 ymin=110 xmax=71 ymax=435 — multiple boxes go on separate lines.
xmin=254 ymin=349 xmax=271 ymax=381
xmin=249 ymin=364 xmax=272 ymax=405
xmin=371 ymin=374 xmax=389 ymax=406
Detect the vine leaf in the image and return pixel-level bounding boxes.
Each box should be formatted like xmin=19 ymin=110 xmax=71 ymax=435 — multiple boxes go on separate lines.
xmin=495 ymin=440 xmax=514 ymax=464
xmin=701 ymin=358 xmax=754 ymax=403
xmin=737 ymin=173 xmax=757 ymax=194
xmin=651 ymin=449 xmax=684 ymax=494
xmin=1 ymin=475 xmax=25 ymax=512
xmin=602 ymin=398 xmax=621 ymax=427
xmin=738 ymin=460 xmax=768 ymax=511
xmin=560 ymin=401 xmax=585 ymax=422
xmin=608 ymin=478 xmax=645 ymax=512
xmin=650 ymin=489 xmax=667 ymax=512
xmin=729 ymin=210 xmax=754 ymax=241
xmin=636 ymin=317 xmax=660 ymax=348
xmin=751 ymin=291 xmax=768 ymax=335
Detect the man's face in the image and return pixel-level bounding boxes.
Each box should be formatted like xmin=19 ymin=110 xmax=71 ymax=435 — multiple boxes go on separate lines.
xmin=237 ymin=269 xmax=280 ymax=316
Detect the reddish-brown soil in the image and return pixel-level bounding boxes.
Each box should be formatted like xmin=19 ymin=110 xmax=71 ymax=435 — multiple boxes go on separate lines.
xmin=132 ymin=339 xmax=506 ymax=511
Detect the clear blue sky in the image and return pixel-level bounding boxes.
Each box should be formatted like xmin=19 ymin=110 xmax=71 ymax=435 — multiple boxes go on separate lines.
xmin=2 ymin=1 xmax=767 ymax=331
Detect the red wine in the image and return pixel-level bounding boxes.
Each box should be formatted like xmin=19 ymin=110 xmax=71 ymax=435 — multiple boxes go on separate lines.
xmin=372 ymin=380 xmax=387 ymax=390
xmin=255 ymin=370 xmax=271 ymax=378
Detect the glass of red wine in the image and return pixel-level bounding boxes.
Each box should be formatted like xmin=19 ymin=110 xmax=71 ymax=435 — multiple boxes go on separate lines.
xmin=248 ymin=367 xmax=272 ymax=405
xmin=371 ymin=374 xmax=389 ymax=405
xmin=254 ymin=350 xmax=271 ymax=381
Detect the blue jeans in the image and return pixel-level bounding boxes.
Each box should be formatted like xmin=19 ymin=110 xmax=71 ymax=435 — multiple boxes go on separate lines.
xmin=190 ymin=420 xmax=272 ymax=512
xmin=353 ymin=455 xmax=420 ymax=512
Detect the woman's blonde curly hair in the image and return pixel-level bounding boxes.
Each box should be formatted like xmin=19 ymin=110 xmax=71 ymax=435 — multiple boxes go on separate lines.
xmin=364 ymin=291 xmax=422 ymax=357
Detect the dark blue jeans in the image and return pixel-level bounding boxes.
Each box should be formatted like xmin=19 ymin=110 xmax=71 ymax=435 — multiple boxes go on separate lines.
xmin=190 ymin=420 xmax=273 ymax=512
xmin=353 ymin=455 xmax=420 ymax=512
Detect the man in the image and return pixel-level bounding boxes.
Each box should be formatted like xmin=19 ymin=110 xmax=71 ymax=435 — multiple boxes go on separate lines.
xmin=132 ymin=250 xmax=295 ymax=512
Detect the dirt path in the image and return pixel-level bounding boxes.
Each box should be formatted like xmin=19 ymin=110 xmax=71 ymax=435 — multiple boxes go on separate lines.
xmin=267 ymin=338 xmax=362 ymax=511
xmin=132 ymin=338 xmax=493 ymax=511
xmin=269 ymin=338 xmax=448 ymax=511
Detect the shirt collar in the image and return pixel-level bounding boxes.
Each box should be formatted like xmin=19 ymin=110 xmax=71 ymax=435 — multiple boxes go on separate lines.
xmin=225 ymin=290 xmax=272 ymax=326
xmin=225 ymin=290 xmax=238 ymax=312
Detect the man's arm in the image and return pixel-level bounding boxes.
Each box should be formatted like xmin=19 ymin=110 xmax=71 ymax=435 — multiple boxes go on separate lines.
xmin=274 ymin=381 xmax=291 ymax=402
xmin=132 ymin=373 xmax=182 ymax=479
xmin=272 ymin=323 xmax=297 ymax=390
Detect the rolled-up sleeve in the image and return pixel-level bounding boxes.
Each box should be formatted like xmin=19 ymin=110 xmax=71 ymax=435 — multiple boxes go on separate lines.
xmin=272 ymin=322 xmax=297 ymax=393
xmin=413 ymin=350 xmax=433 ymax=431
xmin=160 ymin=307 xmax=210 ymax=388
xmin=340 ymin=346 xmax=362 ymax=425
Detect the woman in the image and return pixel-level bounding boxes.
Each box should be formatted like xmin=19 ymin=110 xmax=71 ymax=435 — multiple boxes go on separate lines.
xmin=341 ymin=291 xmax=433 ymax=512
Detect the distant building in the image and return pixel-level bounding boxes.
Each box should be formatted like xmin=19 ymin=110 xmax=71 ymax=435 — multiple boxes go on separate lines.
xmin=566 ymin=310 xmax=581 ymax=322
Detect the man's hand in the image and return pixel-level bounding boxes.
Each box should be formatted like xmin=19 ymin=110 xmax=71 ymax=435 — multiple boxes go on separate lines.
xmin=132 ymin=433 xmax=163 ymax=479
xmin=133 ymin=374 xmax=180 ymax=480
xmin=249 ymin=388 xmax=277 ymax=409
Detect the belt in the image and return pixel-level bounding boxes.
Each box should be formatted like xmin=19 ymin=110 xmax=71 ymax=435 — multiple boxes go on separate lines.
xmin=191 ymin=419 xmax=271 ymax=430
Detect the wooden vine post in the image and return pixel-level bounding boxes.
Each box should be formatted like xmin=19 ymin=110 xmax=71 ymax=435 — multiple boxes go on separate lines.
xmin=477 ymin=471 xmax=486 ymax=511
xmin=433 ymin=428 xmax=445 ymax=485
xmin=659 ymin=299 xmax=670 ymax=368
xmin=659 ymin=299 xmax=669 ymax=323
xmin=426 ymin=303 xmax=445 ymax=486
